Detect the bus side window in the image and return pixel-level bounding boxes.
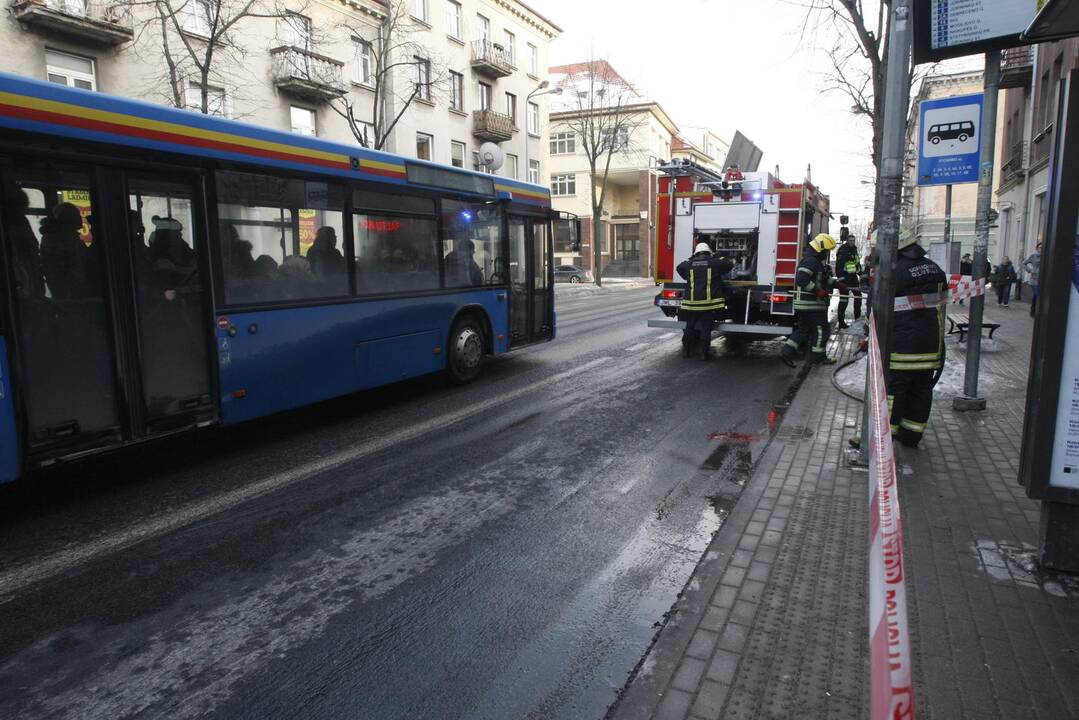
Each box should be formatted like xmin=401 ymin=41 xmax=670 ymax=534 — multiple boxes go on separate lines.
xmin=215 ymin=170 xmax=347 ymax=305
xmin=351 ymin=188 xmax=438 ymax=295
xmin=442 ymin=200 xmax=503 ymax=287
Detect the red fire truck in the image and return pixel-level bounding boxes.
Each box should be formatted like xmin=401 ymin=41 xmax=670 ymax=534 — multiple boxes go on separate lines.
xmin=649 ymin=159 xmax=831 ymax=343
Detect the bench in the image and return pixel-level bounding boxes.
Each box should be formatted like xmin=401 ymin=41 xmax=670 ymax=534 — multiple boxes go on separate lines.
xmin=947 ymin=312 xmax=1001 ymax=342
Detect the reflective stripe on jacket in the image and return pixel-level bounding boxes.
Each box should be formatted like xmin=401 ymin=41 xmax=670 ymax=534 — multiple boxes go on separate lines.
xmin=677 ymin=252 xmax=733 ymax=312
xmin=890 ymin=245 xmax=947 ymax=371
xmin=836 ymin=243 xmax=860 ymax=277
xmin=793 ymin=250 xmax=831 ymax=311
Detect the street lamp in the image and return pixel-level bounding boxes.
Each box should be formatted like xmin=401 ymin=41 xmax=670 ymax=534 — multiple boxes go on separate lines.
xmin=524 ymin=80 xmax=562 ymax=185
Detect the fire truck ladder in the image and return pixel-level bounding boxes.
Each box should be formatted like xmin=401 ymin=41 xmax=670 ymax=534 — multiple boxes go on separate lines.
xmin=770 ymin=199 xmax=803 ymax=317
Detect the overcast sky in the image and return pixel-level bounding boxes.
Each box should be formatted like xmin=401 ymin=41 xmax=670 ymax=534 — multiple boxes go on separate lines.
xmin=532 ymin=0 xmax=981 ymax=231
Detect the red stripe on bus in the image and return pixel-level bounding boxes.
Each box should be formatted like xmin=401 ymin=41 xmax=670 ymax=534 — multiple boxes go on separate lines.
xmin=0 ymin=102 xmax=351 ymax=171
xmin=360 ymin=165 xmax=407 ymax=179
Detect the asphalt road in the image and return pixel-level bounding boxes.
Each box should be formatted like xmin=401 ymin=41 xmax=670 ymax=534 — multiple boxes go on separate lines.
xmin=0 ymin=284 xmax=800 ymax=720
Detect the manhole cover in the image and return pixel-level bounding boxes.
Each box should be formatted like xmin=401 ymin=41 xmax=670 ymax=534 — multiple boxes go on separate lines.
xmin=776 ymin=425 xmax=815 ymax=441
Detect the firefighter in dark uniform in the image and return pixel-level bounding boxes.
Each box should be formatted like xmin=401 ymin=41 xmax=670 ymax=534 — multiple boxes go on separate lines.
xmin=889 ymin=229 xmax=947 ymax=448
xmin=835 ymin=230 xmax=862 ymax=328
xmin=677 ymin=242 xmax=733 ymax=359
xmin=781 ymin=233 xmax=839 ymax=367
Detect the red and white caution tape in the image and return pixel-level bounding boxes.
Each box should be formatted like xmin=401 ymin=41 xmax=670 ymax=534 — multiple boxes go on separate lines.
xmin=893 ymin=292 xmax=944 ymax=312
xmin=867 ymin=319 xmax=916 ymax=720
xmin=948 ymin=274 xmax=986 ymax=302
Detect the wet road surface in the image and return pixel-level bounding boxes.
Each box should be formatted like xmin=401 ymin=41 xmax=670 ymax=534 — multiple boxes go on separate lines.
xmin=0 ymin=285 xmax=800 ymax=720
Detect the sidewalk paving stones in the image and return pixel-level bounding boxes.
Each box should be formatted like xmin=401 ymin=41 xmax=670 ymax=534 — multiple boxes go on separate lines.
xmin=609 ymin=304 xmax=1079 ymax=719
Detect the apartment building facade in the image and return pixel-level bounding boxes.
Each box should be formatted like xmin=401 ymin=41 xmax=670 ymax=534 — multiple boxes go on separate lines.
xmin=548 ymin=60 xmax=692 ymax=278
xmin=995 ymin=38 xmax=1079 ymax=271
xmin=1 ymin=0 xmax=559 ymax=180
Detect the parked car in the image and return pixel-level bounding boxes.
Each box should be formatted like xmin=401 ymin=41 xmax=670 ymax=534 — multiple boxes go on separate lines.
xmin=554 ymin=265 xmax=592 ymax=283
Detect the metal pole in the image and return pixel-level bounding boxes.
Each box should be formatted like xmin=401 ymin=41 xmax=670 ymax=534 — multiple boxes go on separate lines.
xmin=872 ymin=0 xmax=913 ymax=375
xmin=956 ymin=50 xmax=1001 ymax=411
xmin=856 ymin=0 xmax=911 ymax=463
xmin=943 ymin=184 xmax=953 ymax=248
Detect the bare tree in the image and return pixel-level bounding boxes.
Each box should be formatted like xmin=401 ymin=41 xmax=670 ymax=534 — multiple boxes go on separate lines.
xmin=128 ymin=0 xmax=294 ymax=115
xmin=329 ymin=0 xmax=449 ymax=150
xmin=789 ymin=1 xmax=935 ymax=223
xmin=553 ymin=59 xmax=645 ymax=286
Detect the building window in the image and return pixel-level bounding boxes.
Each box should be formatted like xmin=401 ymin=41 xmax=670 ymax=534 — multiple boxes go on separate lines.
xmin=478 ymin=81 xmax=492 ymax=110
xmin=185 ymin=82 xmax=226 ymax=116
xmin=601 ymin=127 xmax=629 ymax=151
xmin=181 ymin=0 xmax=214 ymax=36
xmin=503 ymin=30 xmax=515 ymax=65
xmin=414 ymin=57 xmax=431 ymax=101
xmin=45 ymin=50 xmax=96 ymax=90
xmin=451 ymin=141 xmax=466 ymax=168
xmin=549 ymin=131 xmax=575 ymax=155
xmin=411 ymin=0 xmax=427 ymax=23
xmin=359 ymin=121 xmax=376 ymax=147
xmin=505 ymin=92 xmax=517 ymax=126
xmin=506 ymin=153 xmax=518 ymax=179
xmin=446 ymin=0 xmax=462 ymax=40
xmin=449 ymin=70 xmax=464 ymax=111
xmin=528 ymin=159 xmax=540 ymax=184
xmin=551 ymin=174 xmax=575 ymax=196
xmin=280 ymin=12 xmax=311 ymax=48
xmin=476 ymin=14 xmax=490 ymax=43
xmin=527 ymin=101 xmax=539 ymax=135
xmin=352 ymin=39 xmax=373 ymax=85
xmin=527 ymin=43 xmax=538 ymax=76
xmin=290 ymin=106 xmax=316 ymax=136
xmin=416 ymin=132 xmax=433 ymax=160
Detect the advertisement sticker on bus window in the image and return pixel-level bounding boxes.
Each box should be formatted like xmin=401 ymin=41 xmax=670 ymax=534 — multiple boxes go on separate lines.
xmin=217 ymin=316 xmax=229 ymax=330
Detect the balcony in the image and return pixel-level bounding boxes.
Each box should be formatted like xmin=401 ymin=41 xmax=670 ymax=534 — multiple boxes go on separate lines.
xmin=999 ymin=140 xmax=1027 ymax=186
xmin=472 ymin=109 xmax=514 ymax=142
xmin=1000 ymin=46 xmax=1034 ymax=90
xmin=470 ymin=40 xmax=514 ymax=79
xmin=270 ymin=46 xmax=346 ymax=102
xmin=12 ymin=0 xmax=132 ymax=46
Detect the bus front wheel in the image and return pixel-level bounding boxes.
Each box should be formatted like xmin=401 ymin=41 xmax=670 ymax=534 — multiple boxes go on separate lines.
xmin=447 ymin=316 xmax=486 ymax=385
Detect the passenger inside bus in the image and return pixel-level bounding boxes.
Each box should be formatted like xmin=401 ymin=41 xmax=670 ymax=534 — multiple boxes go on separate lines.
xmin=444 ymin=238 xmax=483 ymax=287
xmin=39 ymin=201 xmax=100 ymax=300
xmin=2 ymin=183 xmax=45 ymax=299
xmin=307 ymin=226 xmax=345 ymax=283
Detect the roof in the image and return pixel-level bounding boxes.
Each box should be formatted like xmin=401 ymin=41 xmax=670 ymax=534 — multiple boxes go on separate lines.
xmin=550 ymin=60 xmax=632 ymax=87
xmin=0 ymin=72 xmax=551 ymax=204
xmin=550 ymin=101 xmax=679 ymax=136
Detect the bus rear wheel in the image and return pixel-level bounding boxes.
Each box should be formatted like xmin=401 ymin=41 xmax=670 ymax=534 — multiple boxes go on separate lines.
xmin=447 ymin=316 xmax=486 ymax=385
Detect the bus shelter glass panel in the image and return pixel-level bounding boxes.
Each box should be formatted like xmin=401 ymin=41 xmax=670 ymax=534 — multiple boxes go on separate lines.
xmin=2 ymin=162 xmax=121 ymax=449
xmin=127 ymin=175 xmax=213 ymax=426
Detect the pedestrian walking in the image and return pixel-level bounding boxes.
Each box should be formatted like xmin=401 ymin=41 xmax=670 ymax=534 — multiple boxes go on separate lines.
xmin=1024 ymin=243 xmax=1042 ymax=317
xmin=889 ymin=230 xmax=947 ymax=449
xmin=781 ymin=233 xmax=840 ymax=367
xmin=677 ymin=242 xmax=733 ymax=360
xmin=994 ymin=256 xmax=1017 ymax=306
xmin=835 ymin=232 xmax=862 ymax=329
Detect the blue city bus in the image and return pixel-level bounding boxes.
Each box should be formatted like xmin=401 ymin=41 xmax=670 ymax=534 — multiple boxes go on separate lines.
xmin=0 ymin=72 xmax=572 ymax=483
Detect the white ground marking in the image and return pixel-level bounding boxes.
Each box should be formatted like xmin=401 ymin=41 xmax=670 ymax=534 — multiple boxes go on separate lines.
xmin=624 ymin=343 xmax=650 ymax=353
xmin=0 ymin=357 xmax=610 ymax=599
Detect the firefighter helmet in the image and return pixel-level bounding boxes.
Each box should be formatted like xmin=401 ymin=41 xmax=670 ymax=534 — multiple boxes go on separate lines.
xmin=809 ymin=233 xmax=837 ymax=253
xmin=898 ymin=227 xmax=918 ymax=250
xmin=694 ymin=242 xmax=711 ymax=254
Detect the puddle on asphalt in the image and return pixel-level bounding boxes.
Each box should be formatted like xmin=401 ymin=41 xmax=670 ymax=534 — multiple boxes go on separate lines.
xmin=971 ymin=539 xmax=1079 ymax=597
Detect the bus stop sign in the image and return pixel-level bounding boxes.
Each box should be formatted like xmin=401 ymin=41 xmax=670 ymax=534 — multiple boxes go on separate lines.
xmin=917 ymin=93 xmax=984 ymax=186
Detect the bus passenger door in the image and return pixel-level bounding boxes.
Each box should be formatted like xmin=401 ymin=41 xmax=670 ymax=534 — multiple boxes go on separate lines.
xmin=508 ymin=216 xmax=529 ymax=345
xmin=124 ymin=173 xmax=215 ymax=433
xmin=507 ymin=214 xmax=553 ymax=346
xmin=2 ymin=161 xmax=125 ymax=457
